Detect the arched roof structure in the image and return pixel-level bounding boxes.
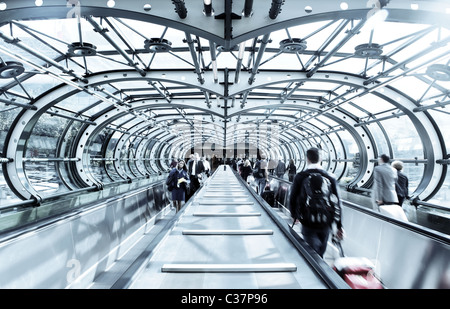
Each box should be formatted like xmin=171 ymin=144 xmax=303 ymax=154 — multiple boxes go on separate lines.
xmin=0 ymin=0 xmax=449 ymax=208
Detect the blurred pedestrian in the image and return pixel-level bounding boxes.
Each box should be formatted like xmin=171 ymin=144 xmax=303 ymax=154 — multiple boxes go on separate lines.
xmin=167 ymin=160 xmax=190 ymax=212
xmin=288 ymin=159 xmax=297 ymax=182
xmin=373 ymin=154 xmax=398 ymax=209
xmin=392 ymin=160 xmax=409 ymax=206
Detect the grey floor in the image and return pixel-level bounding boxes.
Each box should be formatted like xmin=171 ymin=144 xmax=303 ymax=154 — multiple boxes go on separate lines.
xmin=128 ymin=168 xmax=327 ymax=289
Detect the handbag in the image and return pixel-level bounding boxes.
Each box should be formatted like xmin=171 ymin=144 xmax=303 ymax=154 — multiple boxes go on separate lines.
xmin=379 ymin=205 xmax=408 ymax=221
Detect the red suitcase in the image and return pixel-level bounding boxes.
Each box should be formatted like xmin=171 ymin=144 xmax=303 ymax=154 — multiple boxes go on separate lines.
xmin=332 ymin=237 xmax=384 ymax=289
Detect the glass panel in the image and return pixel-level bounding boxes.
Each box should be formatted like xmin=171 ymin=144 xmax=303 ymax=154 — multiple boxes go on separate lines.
xmin=428 ymin=110 xmax=450 ymax=153
xmin=401 ymin=163 xmax=423 ymax=195
xmin=0 ymin=165 xmax=22 ymax=206
xmin=328 ymin=132 xmax=346 ymax=181
xmin=335 ymin=130 xmax=359 ymax=184
xmin=88 ymin=129 xmax=114 ymax=183
xmin=25 ymin=114 xmax=70 ymax=196
xmin=380 ymin=116 xmax=424 ymax=159
xmin=353 ymin=93 xmax=395 ymax=114
xmin=0 ymin=107 xmax=21 ymax=150
xmin=427 ymin=168 xmax=450 ymax=208
xmin=367 ymin=122 xmax=390 ymax=155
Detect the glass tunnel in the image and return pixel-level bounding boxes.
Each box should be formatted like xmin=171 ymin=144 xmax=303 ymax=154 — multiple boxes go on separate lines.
xmin=0 ymin=0 xmax=449 ymax=231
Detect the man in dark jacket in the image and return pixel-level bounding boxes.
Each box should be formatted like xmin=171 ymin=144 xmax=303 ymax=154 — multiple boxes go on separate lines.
xmin=188 ymin=152 xmax=205 ymax=197
xmin=289 ymin=148 xmax=344 ymax=257
xmin=392 ymin=160 xmax=409 ymax=206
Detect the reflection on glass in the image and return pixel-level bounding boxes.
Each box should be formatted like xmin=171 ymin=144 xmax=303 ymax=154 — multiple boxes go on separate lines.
xmin=24 ymin=114 xmax=70 ymax=196
xmin=381 ymin=116 xmax=423 ymax=159
xmin=0 ymin=165 xmax=21 ymax=206
xmin=427 ymin=168 xmax=450 ymax=208
xmin=335 ymin=130 xmax=359 ymax=184
xmin=24 ymin=161 xmax=64 ymax=196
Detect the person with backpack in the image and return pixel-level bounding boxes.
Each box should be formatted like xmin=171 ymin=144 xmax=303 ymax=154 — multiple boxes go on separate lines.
xmin=289 ymin=148 xmax=344 ymax=258
xmin=166 ymin=160 xmax=190 ymax=213
xmin=253 ymin=153 xmax=269 ymax=195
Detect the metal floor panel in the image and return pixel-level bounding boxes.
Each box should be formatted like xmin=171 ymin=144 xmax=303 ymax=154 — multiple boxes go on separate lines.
xmin=161 ymin=263 xmax=297 ymax=272
xmin=192 ymin=212 xmax=261 ymax=217
xmin=182 ymin=229 xmax=274 ymax=235
xmin=128 ymin=167 xmax=329 ymax=289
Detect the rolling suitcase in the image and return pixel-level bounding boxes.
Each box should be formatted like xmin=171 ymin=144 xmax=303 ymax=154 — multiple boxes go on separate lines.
xmin=332 ymin=237 xmax=384 ymax=289
xmin=261 ymin=184 xmax=275 ymax=207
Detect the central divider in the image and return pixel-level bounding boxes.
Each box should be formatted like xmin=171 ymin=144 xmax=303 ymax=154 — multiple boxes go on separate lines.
xmin=160 ymin=168 xmax=295 ymax=276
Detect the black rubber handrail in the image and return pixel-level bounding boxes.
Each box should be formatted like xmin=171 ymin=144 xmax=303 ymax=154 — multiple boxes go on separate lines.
xmin=234 ymin=169 xmax=350 ymax=289
xmin=269 ymin=175 xmax=450 ymax=245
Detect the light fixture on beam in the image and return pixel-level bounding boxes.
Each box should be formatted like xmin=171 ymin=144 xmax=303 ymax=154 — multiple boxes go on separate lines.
xmin=172 ymin=0 xmax=188 ymax=19
xmin=243 ymin=0 xmax=253 ymax=17
xmin=144 ymin=38 xmax=172 ymax=53
xmin=354 ymin=43 xmax=383 ymax=58
xmin=203 ymin=0 xmax=214 ymax=16
xmin=426 ymin=64 xmax=450 ymax=81
xmin=0 ymin=61 xmax=25 ymax=78
xmin=279 ymin=38 xmax=307 ymax=53
xmin=67 ymin=42 xmax=97 ymax=57
xmin=269 ymin=0 xmax=284 ymax=19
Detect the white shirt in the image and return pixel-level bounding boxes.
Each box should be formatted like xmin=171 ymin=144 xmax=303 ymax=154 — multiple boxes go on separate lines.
xmin=191 ymin=161 xmax=196 ymax=175
xmin=306 ymin=163 xmax=323 ymax=170
xmin=203 ymin=160 xmax=210 ymax=171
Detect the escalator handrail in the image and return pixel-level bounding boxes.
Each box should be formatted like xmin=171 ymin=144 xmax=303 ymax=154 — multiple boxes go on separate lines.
xmin=233 ymin=169 xmax=350 ymax=289
xmin=269 ymin=175 xmax=450 ymax=246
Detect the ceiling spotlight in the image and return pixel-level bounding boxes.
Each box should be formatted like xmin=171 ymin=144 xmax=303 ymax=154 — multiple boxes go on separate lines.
xmin=354 ymin=43 xmax=383 ymax=58
xmin=269 ymin=0 xmax=284 ymax=19
xmin=67 ymin=42 xmax=97 ymax=57
xmin=172 ymin=0 xmax=188 ymax=19
xmin=340 ymin=2 xmax=349 ymax=10
xmin=203 ymin=0 xmax=213 ymax=16
xmin=279 ymin=38 xmax=307 ymax=53
xmin=426 ymin=64 xmax=450 ymax=81
xmin=144 ymin=38 xmax=173 ymax=53
xmin=0 ymin=61 xmax=25 ymax=78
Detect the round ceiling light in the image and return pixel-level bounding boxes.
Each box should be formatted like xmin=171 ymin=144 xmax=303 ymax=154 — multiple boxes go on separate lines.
xmin=0 ymin=61 xmax=25 ymax=79
xmin=354 ymin=43 xmax=383 ymax=58
xmin=144 ymin=38 xmax=172 ymax=53
xmin=67 ymin=42 xmax=97 ymax=57
xmin=279 ymin=38 xmax=307 ymax=53
xmin=426 ymin=64 xmax=450 ymax=81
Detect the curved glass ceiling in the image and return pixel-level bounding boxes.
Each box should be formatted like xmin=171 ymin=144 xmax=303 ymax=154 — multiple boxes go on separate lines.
xmin=0 ymin=0 xmax=448 ymax=209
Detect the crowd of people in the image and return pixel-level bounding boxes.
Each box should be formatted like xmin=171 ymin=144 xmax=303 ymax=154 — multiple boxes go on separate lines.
xmin=165 ymin=149 xmax=410 ymax=259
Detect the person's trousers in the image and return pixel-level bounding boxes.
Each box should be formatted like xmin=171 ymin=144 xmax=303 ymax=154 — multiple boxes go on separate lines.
xmin=301 ymin=225 xmax=331 ymax=258
xmin=256 ymin=178 xmax=266 ymax=196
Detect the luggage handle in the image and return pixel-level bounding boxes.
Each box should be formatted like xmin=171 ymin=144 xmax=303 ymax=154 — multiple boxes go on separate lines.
xmin=332 ymin=235 xmax=345 ymax=257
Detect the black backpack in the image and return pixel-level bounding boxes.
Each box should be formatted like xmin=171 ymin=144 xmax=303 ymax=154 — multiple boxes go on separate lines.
xmin=298 ymin=172 xmax=336 ymax=228
xmin=252 ymin=160 xmax=264 ymax=178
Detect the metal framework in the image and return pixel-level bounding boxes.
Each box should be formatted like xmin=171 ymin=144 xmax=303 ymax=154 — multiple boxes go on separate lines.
xmin=0 ymin=0 xmax=448 ymax=209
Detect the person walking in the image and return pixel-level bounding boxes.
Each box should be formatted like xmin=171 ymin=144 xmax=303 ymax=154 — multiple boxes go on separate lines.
xmin=254 ymin=153 xmax=269 ymax=195
xmin=373 ymin=154 xmax=398 ymax=209
xmin=240 ymin=159 xmax=253 ymax=183
xmin=275 ymin=157 xmax=286 ymax=179
xmin=289 ymin=148 xmax=344 ymax=258
xmin=288 ymin=159 xmax=297 ymax=182
xmin=167 ymin=160 xmax=190 ymax=213
xmin=188 ymin=152 xmax=205 ymax=197
xmin=391 ymin=160 xmax=409 ymax=206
